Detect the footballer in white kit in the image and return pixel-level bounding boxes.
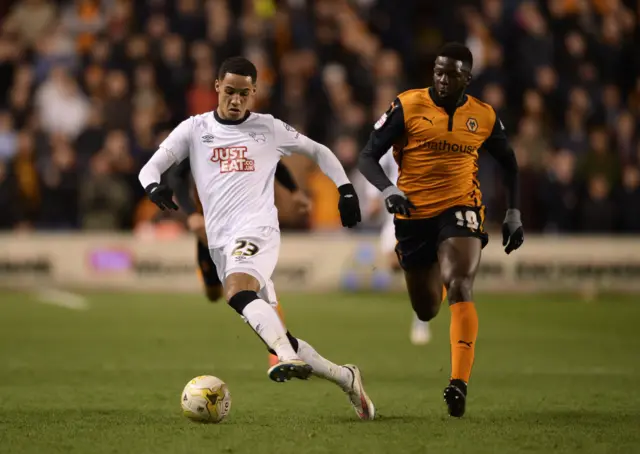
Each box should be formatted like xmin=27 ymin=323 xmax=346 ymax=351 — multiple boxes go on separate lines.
xmin=139 ymin=57 xmax=375 ymax=420
xmin=365 ymin=151 xmax=431 ymax=346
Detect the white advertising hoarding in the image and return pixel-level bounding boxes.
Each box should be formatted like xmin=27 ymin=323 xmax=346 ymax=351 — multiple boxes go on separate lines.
xmin=0 ymin=233 xmax=639 ymax=293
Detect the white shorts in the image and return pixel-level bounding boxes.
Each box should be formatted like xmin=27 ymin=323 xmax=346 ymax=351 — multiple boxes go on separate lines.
xmin=380 ymin=214 xmax=397 ymax=255
xmin=210 ymin=227 xmax=279 ymax=304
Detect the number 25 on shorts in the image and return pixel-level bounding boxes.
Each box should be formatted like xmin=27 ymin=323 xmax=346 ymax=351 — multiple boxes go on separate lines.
xmin=455 ymin=210 xmax=479 ymax=231
xmin=232 ymin=239 xmax=260 ymax=257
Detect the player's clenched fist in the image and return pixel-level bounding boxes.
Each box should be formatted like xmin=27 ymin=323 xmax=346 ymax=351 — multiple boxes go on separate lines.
xmin=337 ymin=184 xmax=362 ymax=228
xmin=145 ymin=183 xmax=178 ymax=211
xmin=382 ymin=186 xmax=416 ymax=217
xmin=502 ymin=208 xmax=524 ymax=254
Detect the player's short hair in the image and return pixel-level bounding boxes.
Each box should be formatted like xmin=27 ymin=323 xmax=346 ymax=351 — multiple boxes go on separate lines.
xmin=218 ymin=57 xmax=258 ymax=83
xmin=437 ymin=42 xmax=473 ymax=70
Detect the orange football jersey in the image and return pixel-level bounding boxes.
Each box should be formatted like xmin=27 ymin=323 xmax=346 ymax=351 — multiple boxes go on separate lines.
xmin=392 ymin=88 xmax=496 ymax=219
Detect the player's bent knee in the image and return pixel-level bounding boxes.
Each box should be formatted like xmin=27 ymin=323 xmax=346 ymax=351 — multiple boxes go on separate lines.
xmin=224 ymin=272 xmax=261 ymax=302
xmin=445 ymin=275 xmax=474 ymax=304
xmin=227 ymin=290 xmax=260 ymax=315
xmin=205 ymin=285 xmax=223 ymax=302
xmin=414 ymin=299 xmax=440 ymax=321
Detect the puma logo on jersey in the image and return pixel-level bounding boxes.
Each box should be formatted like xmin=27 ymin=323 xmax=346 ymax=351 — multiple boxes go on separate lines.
xmin=422 ymin=116 xmax=434 ymax=126
xmin=210 ymin=146 xmax=255 ymax=173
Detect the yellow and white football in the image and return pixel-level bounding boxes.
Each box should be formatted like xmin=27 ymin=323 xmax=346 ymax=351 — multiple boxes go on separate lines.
xmin=181 ymin=375 xmax=231 ymax=423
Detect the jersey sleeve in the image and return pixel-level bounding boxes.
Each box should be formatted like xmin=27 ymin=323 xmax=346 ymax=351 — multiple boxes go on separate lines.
xmin=273 ymin=118 xmax=306 ymax=157
xmin=139 ymin=118 xmax=192 ymax=189
xmin=371 ymin=98 xmax=406 ymax=150
xmin=273 ymin=118 xmax=350 ymax=188
xmin=159 ymin=118 xmax=192 ymax=162
xmin=481 ymin=114 xmax=509 ymax=155
xmin=358 ymin=98 xmax=406 ymax=192
xmin=482 ymin=112 xmax=519 ymax=209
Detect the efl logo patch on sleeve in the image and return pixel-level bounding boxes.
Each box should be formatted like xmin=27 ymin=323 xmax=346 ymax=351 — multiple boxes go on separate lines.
xmin=374 ymin=113 xmax=388 ymax=130
xmin=374 ymin=101 xmax=397 ymax=130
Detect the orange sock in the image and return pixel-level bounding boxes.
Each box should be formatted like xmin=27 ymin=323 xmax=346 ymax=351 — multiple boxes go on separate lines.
xmin=449 ymin=302 xmax=478 ymax=383
xmin=442 ymin=285 xmax=448 ymax=304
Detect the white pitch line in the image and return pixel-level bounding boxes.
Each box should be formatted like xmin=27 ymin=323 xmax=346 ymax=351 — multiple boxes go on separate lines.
xmin=33 ymin=288 xmax=89 ymax=310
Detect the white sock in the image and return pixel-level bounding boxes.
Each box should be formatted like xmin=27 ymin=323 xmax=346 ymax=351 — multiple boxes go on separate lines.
xmin=296 ymin=339 xmax=352 ymax=388
xmin=242 ymin=299 xmax=298 ymax=361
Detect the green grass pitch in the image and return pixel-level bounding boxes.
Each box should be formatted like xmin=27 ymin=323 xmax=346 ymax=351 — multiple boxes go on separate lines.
xmin=0 ymin=290 xmax=639 ymax=453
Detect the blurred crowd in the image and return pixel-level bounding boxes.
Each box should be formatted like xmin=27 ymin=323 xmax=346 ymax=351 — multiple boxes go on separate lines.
xmin=0 ymin=0 xmax=638 ymax=235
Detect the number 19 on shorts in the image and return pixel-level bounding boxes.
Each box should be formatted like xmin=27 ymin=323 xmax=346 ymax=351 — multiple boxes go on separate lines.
xmin=455 ymin=210 xmax=479 ymax=231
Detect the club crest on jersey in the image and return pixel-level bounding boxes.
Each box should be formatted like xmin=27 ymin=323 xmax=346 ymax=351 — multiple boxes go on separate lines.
xmin=210 ymin=146 xmax=255 ymax=173
xmin=248 ymin=132 xmax=266 ymax=143
xmin=201 ymin=134 xmax=215 ymax=145
xmin=466 ymin=118 xmax=478 ymax=132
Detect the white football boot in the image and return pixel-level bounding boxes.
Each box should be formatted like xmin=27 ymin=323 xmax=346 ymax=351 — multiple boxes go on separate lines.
xmin=341 ymin=364 xmax=376 ymax=420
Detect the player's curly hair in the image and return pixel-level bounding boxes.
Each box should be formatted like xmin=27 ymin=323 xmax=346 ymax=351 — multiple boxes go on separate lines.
xmin=218 ymin=56 xmax=258 ymax=83
xmin=437 ymin=42 xmax=473 ymax=70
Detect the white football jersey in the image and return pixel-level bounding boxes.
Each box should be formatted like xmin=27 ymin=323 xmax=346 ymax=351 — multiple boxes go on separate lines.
xmin=149 ymin=111 xmax=349 ymax=248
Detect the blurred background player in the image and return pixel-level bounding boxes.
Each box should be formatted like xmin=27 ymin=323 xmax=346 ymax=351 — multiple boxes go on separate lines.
xmin=359 ymin=43 xmax=524 ymax=418
xmin=365 ymin=149 xmax=431 ymax=345
xmin=169 ymin=158 xmax=311 ymax=367
xmin=139 ymin=57 xmax=375 ymax=420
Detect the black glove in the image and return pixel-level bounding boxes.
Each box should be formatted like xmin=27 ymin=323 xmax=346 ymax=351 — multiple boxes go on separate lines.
xmin=382 ymin=186 xmax=416 ymax=217
xmin=337 ymin=184 xmax=361 ymax=228
xmin=502 ymin=208 xmax=524 ymax=254
xmin=145 ymin=183 xmax=178 ymax=211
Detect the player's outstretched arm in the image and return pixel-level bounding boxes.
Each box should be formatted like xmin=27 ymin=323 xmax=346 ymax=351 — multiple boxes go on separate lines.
xmin=273 ymin=119 xmax=360 ymax=227
xmin=482 ymin=114 xmax=524 ymax=254
xmin=139 ymin=119 xmax=192 ymax=211
xmin=358 ymin=99 xmax=416 ymax=217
